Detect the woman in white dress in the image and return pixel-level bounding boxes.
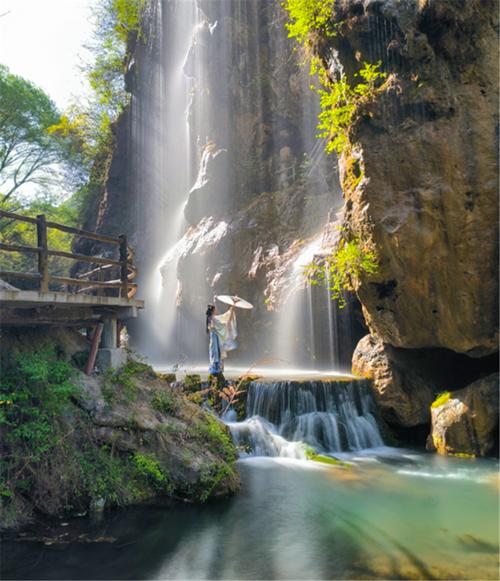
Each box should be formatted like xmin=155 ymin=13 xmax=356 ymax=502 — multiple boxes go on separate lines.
xmin=206 ymin=303 xmax=237 ymax=375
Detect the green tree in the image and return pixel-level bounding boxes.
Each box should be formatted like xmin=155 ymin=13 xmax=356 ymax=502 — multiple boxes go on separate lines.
xmin=0 ymin=194 xmax=79 ymax=277
xmin=74 ymin=0 xmax=145 ymax=158
xmin=0 ymin=65 xmax=84 ymax=203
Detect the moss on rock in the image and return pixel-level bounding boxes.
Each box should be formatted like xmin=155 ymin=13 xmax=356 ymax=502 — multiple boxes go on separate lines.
xmin=0 ymin=331 xmax=240 ymax=531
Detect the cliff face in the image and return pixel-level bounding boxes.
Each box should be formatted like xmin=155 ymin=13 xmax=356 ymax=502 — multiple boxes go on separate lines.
xmin=81 ymin=0 xmax=497 ymax=444
xmin=321 ymin=0 xmax=498 ymax=356
xmin=312 ymin=0 xmax=499 ymax=441
xmin=83 ymin=0 xmax=357 ymax=365
xmin=318 ymin=0 xmax=499 ymax=357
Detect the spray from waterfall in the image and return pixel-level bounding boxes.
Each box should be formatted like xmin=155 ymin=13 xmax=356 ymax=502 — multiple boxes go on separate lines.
xmin=130 ymin=0 xmax=354 ymax=372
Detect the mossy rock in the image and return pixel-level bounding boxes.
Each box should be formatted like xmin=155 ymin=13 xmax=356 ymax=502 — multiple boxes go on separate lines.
xmin=305 ymin=447 xmax=352 ymax=468
xmin=432 ymin=391 xmax=451 ymax=408
xmin=183 ymin=374 xmax=202 ymax=393
xmin=156 ymin=372 xmax=176 ymax=383
xmin=0 ymin=339 xmax=240 ymax=530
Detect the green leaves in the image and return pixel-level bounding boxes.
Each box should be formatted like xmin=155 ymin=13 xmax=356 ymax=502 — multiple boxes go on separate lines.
xmin=0 ymin=349 xmax=77 ymax=479
xmin=82 ymin=0 xmax=145 ymax=151
xmin=132 ymin=453 xmax=173 ymax=493
xmin=284 ymin=0 xmax=336 ymax=45
xmin=305 ymin=237 xmax=378 ymax=307
xmin=283 ymin=0 xmax=387 ymax=156
xmin=316 ymin=61 xmax=387 ymax=155
xmin=0 ymin=65 xmax=84 ymax=201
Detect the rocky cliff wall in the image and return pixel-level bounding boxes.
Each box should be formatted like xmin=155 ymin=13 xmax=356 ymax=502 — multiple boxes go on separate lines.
xmin=317 ymin=0 xmax=498 ymax=356
xmin=81 ymin=0 xmax=359 ymax=366
xmin=311 ymin=0 xmax=499 ymax=444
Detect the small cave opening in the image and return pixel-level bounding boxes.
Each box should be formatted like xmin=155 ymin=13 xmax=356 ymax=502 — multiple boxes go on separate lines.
xmin=376 ymin=345 xmax=498 ymax=450
xmin=407 ymin=347 xmax=499 ymax=391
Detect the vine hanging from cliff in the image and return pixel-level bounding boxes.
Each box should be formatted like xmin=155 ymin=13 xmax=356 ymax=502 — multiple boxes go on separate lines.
xmin=283 ymin=0 xmax=387 ymax=155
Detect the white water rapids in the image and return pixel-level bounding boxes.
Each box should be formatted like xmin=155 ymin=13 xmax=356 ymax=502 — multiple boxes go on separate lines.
xmin=227 ymin=379 xmax=384 ymax=459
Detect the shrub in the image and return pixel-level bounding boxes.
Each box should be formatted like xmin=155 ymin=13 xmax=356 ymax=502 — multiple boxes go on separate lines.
xmin=284 ymin=0 xmax=336 ymax=44
xmin=305 ymin=236 xmax=378 ymax=306
xmin=183 ymin=374 xmax=202 ymax=393
xmin=132 ymin=453 xmax=173 ymax=494
xmin=316 ymin=61 xmax=387 ymax=155
xmin=283 ymin=1 xmax=387 ymax=155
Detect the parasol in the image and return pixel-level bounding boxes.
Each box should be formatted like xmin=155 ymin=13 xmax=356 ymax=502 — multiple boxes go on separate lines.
xmin=215 ymin=294 xmax=254 ymax=309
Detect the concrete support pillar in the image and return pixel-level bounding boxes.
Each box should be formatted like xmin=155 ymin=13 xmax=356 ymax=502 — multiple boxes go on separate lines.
xmin=96 ymin=318 xmax=126 ymax=371
xmin=101 ymin=318 xmax=117 ymax=349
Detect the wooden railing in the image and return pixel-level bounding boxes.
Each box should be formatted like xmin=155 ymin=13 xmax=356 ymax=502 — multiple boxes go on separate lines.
xmin=0 ymin=210 xmax=137 ymax=299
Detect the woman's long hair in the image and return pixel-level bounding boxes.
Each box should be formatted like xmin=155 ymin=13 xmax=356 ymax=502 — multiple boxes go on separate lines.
xmin=206 ymin=304 xmax=215 ymax=334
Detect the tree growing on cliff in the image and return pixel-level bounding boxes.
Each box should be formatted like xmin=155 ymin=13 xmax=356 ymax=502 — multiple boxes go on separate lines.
xmin=76 ymin=0 xmax=145 ymax=158
xmin=283 ymin=1 xmax=387 ymax=155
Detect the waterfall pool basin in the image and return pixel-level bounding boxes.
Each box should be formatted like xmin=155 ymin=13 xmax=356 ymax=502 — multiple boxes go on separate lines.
xmin=2 ymin=450 xmax=498 ymax=580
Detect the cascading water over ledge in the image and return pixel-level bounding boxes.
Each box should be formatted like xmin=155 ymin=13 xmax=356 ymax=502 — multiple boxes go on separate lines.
xmin=228 ymin=379 xmax=384 ymax=458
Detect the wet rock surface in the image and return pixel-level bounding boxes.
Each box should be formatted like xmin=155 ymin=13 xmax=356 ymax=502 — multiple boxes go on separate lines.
xmin=429 ymin=373 xmax=499 ymax=457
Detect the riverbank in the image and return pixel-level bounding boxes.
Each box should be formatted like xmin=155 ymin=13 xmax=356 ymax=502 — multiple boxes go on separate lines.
xmin=0 ymin=328 xmax=240 ymax=531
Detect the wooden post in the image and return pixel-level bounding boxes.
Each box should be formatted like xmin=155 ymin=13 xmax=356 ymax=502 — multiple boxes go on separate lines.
xmin=85 ymin=322 xmax=104 ymax=375
xmin=36 ymin=214 xmax=49 ymax=292
xmin=118 ymin=234 xmax=128 ymax=298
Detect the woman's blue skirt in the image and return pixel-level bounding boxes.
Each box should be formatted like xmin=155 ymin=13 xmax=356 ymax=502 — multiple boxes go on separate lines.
xmin=209 ymin=330 xmax=223 ymax=374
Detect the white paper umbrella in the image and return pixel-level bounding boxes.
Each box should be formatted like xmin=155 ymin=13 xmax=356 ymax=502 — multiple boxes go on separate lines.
xmin=215 ymin=294 xmax=254 ymax=309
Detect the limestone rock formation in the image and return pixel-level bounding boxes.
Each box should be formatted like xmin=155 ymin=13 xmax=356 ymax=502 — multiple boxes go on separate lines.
xmin=429 ymin=373 xmax=499 ymax=456
xmin=184 ymin=144 xmax=229 ymax=226
xmin=352 ymin=334 xmax=435 ymax=427
xmin=320 ymin=0 xmax=499 ymax=356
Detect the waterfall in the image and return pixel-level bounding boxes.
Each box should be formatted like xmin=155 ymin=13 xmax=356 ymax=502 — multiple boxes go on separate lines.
xmin=129 ymin=0 xmax=352 ymax=371
xmin=228 ymin=379 xmax=384 ymax=459
xmin=272 ymin=233 xmax=358 ymax=371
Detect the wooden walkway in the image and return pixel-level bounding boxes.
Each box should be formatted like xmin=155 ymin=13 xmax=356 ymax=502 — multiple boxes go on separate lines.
xmin=0 ymin=209 xmax=143 ymax=328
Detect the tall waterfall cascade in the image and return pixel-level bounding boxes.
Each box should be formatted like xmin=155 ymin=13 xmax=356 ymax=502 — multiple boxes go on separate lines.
xmin=129 ymin=0 xmax=358 ymax=371
xmin=228 ymin=379 xmax=384 ymax=458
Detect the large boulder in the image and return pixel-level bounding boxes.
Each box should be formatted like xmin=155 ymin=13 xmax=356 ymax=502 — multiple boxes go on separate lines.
xmin=78 ymin=368 xmax=240 ymax=499
xmin=352 ymin=334 xmax=435 ymax=427
xmin=429 ymin=373 xmax=499 ymax=457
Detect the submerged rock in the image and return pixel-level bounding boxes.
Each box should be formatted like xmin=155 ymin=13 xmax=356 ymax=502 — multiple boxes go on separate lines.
xmin=429 ymin=373 xmax=499 ymax=457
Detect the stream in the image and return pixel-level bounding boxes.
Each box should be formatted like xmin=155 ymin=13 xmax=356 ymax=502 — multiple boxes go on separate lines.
xmin=2 ymin=453 xmax=498 ymax=580
xmin=2 ymin=378 xmax=499 ymax=580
